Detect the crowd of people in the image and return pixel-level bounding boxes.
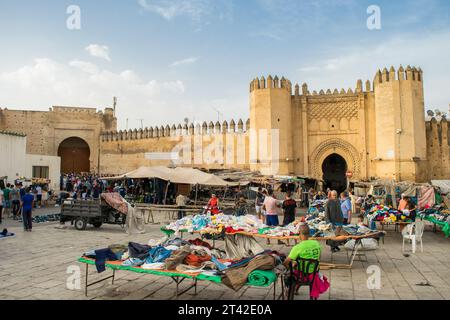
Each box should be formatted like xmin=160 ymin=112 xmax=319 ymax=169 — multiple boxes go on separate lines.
xmin=0 ymin=182 xmax=53 ymax=231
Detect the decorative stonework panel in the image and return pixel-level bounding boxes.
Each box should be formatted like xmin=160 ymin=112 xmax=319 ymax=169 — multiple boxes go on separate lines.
xmin=308 ymin=99 xmax=359 ymax=121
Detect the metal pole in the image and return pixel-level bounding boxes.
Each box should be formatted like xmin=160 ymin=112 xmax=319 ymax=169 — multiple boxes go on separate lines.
xmin=164 ymin=181 xmax=171 ymax=205
xmin=194 ymin=184 xmax=198 ymax=205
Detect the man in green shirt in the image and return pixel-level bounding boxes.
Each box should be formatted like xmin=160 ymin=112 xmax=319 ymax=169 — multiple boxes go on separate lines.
xmin=284 ymin=223 xmax=321 ymax=273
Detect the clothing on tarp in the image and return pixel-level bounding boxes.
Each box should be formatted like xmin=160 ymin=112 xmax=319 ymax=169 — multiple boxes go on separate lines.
xmin=418 ymin=186 xmax=435 ymax=209
xmin=125 ymin=203 xmax=146 ymax=235
xmin=224 ymin=234 xmax=265 ymax=259
xmin=221 ymin=254 xmax=276 ymax=291
xmin=164 ymin=245 xmax=191 ymax=270
xmin=94 ymin=248 xmax=118 ymax=273
xmin=128 ymin=242 xmax=151 ymax=260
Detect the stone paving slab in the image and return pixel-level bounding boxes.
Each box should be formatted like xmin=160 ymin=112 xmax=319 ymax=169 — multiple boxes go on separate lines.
xmin=0 ymin=215 xmax=449 ymax=300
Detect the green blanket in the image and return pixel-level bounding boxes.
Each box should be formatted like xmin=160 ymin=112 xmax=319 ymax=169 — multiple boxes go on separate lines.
xmin=247 ymin=270 xmax=277 ymax=287
xmin=423 ymin=217 xmax=450 ymax=237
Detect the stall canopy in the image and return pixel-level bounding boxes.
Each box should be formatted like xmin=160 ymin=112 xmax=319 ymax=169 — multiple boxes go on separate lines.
xmin=431 ymin=180 xmax=450 ymax=195
xmin=104 ymin=166 xmax=245 ymax=187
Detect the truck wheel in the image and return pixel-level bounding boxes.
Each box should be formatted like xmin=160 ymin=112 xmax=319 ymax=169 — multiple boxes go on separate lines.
xmin=93 ymin=221 xmax=102 ymax=229
xmin=74 ymin=217 xmax=87 ymax=231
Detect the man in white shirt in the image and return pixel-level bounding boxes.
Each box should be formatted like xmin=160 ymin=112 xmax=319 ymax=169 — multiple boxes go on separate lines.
xmin=36 ymin=185 xmax=42 ymax=208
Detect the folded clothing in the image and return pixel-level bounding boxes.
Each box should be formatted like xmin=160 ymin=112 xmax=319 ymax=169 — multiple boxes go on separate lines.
xmin=247 ymin=270 xmax=277 ymax=287
xmin=222 ymin=254 xmax=276 ymax=291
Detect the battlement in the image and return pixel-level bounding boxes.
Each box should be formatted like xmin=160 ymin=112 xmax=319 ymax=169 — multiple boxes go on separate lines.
xmin=291 ymin=78 xmax=374 ymax=97
xmin=250 ymin=76 xmax=292 ymax=93
xmin=374 ymin=65 xmax=423 ymax=84
xmin=101 ymin=118 xmax=251 ymax=142
xmin=50 ymin=106 xmax=112 ymax=115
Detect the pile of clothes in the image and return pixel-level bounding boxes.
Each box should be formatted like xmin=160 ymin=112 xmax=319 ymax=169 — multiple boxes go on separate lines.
xmin=165 ymin=214 xmax=266 ymax=235
xmin=307 ymin=200 xmax=326 ymax=215
xmin=18 ymin=214 xmax=61 ymax=224
xmin=366 ymin=205 xmax=415 ymax=225
xmin=82 ymin=237 xmax=284 ymax=291
xmin=418 ymin=209 xmax=450 ymax=237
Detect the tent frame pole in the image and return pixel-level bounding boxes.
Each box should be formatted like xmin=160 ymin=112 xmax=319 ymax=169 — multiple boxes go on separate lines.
xmin=164 ymin=181 xmax=171 ymax=205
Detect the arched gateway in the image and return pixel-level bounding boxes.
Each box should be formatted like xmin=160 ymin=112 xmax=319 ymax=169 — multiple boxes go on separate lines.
xmin=57 ymin=137 xmax=91 ymax=174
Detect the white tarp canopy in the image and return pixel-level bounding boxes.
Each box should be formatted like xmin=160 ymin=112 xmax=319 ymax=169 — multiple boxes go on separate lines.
xmin=104 ymin=166 xmax=245 ymax=187
xmin=431 ymin=180 xmax=450 ymax=195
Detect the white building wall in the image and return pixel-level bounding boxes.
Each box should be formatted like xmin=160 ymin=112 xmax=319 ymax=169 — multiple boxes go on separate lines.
xmin=25 ymin=155 xmax=61 ymax=191
xmin=1 ymin=133 xmax=61 ymax=190
xmin=0 ymin=133 xmax=27 ymax=184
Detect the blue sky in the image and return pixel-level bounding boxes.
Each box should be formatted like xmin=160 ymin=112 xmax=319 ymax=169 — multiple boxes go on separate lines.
xmin=0 ymin=0 xmax=449 ymax=129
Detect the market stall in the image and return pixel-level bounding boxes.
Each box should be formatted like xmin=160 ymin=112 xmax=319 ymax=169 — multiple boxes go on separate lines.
xmin=78 ymin=238 xmax=283 ymax=298
xmin=162 ymin=213 xmax=385 ymax=269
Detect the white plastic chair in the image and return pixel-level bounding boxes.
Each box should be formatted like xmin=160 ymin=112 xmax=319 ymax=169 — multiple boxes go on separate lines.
xmin=402 ymin=221 xmax=425 ymax=253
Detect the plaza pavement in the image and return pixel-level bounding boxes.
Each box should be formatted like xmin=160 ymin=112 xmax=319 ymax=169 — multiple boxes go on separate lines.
xmin=0 ymin=210 xmax=449 ymax=301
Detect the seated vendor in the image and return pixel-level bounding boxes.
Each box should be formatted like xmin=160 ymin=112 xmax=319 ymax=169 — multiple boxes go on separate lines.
xmin=283 ymin=224 xmax=330 ymax=300
xmin=398 ymin=194 xmax=408 ymax=211
xmin=235 ymin=196 xmax=247 ymax=216
xmin=206 ymin=194 xmax=220 ymax=215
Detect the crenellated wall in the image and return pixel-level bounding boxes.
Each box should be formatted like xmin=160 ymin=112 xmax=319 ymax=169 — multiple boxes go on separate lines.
xmin=99 ymin=119 xmax=251 ymax=174
xmin=426 ymin=117 xmax=450 ymax=180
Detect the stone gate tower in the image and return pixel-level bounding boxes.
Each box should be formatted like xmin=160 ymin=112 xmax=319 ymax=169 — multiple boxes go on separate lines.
xmin=249 ymin=76 xmax=294 ymax=175
xmin=248 ymin=65 xmax=436 ymax=185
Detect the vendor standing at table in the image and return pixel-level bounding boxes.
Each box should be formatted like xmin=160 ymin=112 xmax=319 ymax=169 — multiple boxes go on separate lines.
xmin=340 ymin=192 xmax=352 ymax=225
xmin=206 ymin=194 xmax=220 ymax=215
xmin=176 ymin=193 xmax=188 ymax=220
xmin=263 ymin=189 xmax=282 ymax=245
xmin=325 ymin=190 xmax=344 ymax=253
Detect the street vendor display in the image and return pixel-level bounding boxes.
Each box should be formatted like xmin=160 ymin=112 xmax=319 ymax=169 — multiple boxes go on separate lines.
xmin=79 ymin=237 xmax=284 ymax=298
xmin=364 ymin=204 xmax=416 ymax=231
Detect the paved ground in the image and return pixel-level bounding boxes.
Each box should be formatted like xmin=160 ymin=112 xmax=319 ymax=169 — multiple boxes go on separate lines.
xmin=0 ymin=211 xmax=449 ymax=300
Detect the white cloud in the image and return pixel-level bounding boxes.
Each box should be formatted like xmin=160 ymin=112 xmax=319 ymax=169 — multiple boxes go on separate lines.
xmin=138 ymin=0 xmax=210 ymax=21
xmin=170 ymin=57 xmax=198 ymax=67
xmin=0 ymin=58 xmax=186 ymax=128
xmin=85 ymin=44 xmax=111 ymax=62
xmin=138 ymin=0 xmax=233 ymax=24
xmin=296 ymin=30 xmax=450 ymax=112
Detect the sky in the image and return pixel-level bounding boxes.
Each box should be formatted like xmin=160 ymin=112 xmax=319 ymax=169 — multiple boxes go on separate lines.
xmin=0 ymin=0 xmax=449 ymax=130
